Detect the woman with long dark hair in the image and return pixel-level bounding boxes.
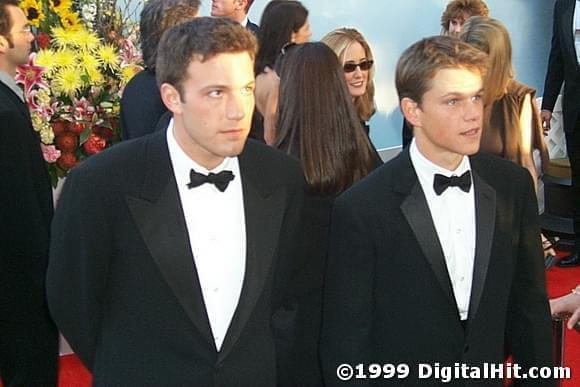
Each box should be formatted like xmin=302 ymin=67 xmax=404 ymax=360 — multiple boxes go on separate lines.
xmin=251 ymin=0 xmax=310 ymax=144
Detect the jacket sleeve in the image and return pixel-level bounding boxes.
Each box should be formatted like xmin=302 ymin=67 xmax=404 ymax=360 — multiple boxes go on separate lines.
xmin=505 ymin=169 xmax=554 ymax=386
xmin=46 ymin=167 xmax=113 ymax=370
xmin=541 ymin=2 xmax=565 ymax=112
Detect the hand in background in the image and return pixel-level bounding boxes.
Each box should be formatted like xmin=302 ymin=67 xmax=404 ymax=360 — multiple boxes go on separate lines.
xmin=550 ymin=287 xmax=580 ymax=330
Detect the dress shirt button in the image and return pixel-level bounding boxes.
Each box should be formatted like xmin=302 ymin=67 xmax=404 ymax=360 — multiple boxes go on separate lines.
xmin=456 ymin=228 xmax=461 ymax=234
xmin=213 ymin=287 xmax=219 ymax=292
xmin=459 ymin=276 xmax=465 ymax=282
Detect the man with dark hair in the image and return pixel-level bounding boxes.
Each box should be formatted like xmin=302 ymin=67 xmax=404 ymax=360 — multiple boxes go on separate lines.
xmin=120 ymin=0 xmax=200 ymax=140
xmin=0 ymin=0 xmax=58 ymax=385
xmin=402 ymin=0 xmax=489 ymax=147
xmin=48 ymin=17 xmax=310 ymax=385
xmin=211 ymin=0 xmax=258 ymax=34
xmin=541 ymin=0 xmax=580 ymax=267
xmin=321 ymin=36 xmax=553 ymax=386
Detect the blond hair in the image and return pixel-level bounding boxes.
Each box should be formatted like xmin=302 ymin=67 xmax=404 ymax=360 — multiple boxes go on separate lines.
xmin=321 ymin=28 xmax=376 ymax=122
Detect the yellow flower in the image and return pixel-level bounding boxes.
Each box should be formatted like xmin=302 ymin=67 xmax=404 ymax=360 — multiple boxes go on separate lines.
xmin=51 ymin=26 xmax=76 ymax=48
xmin=97 ymin=44 xmax=120 ymax=70
xmin=74 ymin=29 xmax=101 ymax=51
xmin=85 ymin=67 xmax=104 ymax=85
xmin=60 ymin=10 xmax=81 ymax=30
xmin=121 ymin=65 xmax=142 ymax=85
xmin=54 ymin=67 xmax=83 ymax=95
xmin=52 ymin=49 xmax=76 ymax=68
xmin=40 ymin=126 xmax=56 ymax=144
xmin=48 ymin=0 xmax=72 ymax=13
xmin=79 ymin=51 xmax=101 ymax=70
xmin=36 ymin=88 xmax=52 ymax=105
xmin=20 ymin=0 xmax=44 ymax=27
xmin=35 ymin=49 xmax=57 ymax=74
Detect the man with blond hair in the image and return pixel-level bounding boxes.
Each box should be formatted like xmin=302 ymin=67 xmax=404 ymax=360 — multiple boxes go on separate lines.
xmin=322 ymin=35 xmax=553 ymax=386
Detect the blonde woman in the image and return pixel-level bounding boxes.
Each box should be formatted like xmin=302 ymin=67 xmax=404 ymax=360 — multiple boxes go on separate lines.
xmin=321 ymin=28 xmax=376 ymax=133
xmin=460 ymin=16 xmax=554 ymax=258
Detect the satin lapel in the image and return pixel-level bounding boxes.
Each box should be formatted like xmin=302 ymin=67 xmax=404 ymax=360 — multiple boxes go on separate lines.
xmin=125 ymin=132 xmax=214 ymax=347
xmin=396 ymin=150 xmax=456 ymax=307
xmin=561 ymin=0 xmax=578 ymax=69
xmin=218 ymin=144 xmax=286 ymax=361
xmin=467 ymin=170 xmax=496 ymax=321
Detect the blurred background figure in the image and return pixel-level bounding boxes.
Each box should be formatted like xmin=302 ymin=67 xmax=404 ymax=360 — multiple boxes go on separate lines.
xmin=274 ymin=41 xmax=380 ymax=385
xmin=120 ymin=0 xmax=199 ymax=140
xmin=251 ymin=0 xmax=310 ymax=144
xmin=402 ymin=0 xmax=490 ymax=147
xmin=441 ymin=0 xmax=489 ymax=36
xmin=322 ymin=28 xmax=376 ymax=135
xmin=541 ymin=0 xmax=580 ymax=268
xmin=210 ymin=0 xmax=259 ymax=34
xmin=459 ymin=16 xmax=553 ymax=257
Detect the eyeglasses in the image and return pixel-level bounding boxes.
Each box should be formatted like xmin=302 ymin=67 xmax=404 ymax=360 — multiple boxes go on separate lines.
xmin=343 ymin=59 xmax=374 ymax=73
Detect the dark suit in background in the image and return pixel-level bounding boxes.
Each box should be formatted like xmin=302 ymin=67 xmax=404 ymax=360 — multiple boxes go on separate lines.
xmin=0 ymin=81 xmax=58 ymax=385
xmin=246 ymin=19 xmax=259 ymax=35
xmin=542 ymin=0 xmax=580 ymax=254
xmin=47 ymin=131 xmax=311 ymax=386
xmin=321 ymin=150 xmax=553 ymax=386
xmin=120 ymin=69 xmax=167 ymax=140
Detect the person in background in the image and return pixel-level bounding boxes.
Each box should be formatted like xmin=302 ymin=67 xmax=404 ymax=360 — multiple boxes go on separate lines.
xmin=120 ymin=0 xmax=199 ymax=140
xmin=47 ymin=17 xmax=313 ymax=385
xmin=210 ymin=0 xmax=258 ymax=34
xmin=251 ymin=0 xmax=310 ymax=144
xmin=540 ymin=0 xmax=580 ymax=268
xmin=321 ymin=35 xmax=553 ymax=386
xmin=402 ymin=0 xmax=489 ymax=147
xmin=275 ymin=41 xmax=381 ymax=385
xmin=459 ymin=16 xmax=554 ymax=259
xmin=441 ymin=0 xmax=489 ymax=36
xmin=321 ymin=28 xmax=376 ymax=135
xmin=0 ymin=0 xmax=58 ymax=384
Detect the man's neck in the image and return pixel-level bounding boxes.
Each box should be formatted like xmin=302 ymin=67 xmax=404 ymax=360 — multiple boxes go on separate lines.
xmin=0 ymin=62 xmax=16 ymax=78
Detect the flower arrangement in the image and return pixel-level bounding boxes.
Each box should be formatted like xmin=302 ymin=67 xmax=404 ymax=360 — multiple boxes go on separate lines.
xmin=17 ymin=0 xmax=142 ymax=186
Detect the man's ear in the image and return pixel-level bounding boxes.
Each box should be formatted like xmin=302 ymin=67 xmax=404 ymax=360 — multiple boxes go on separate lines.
xmin=0 ymin=35 xmax=9 ymax=54
xmin=160 ymin=83 xmax=182 ymax=115
xmin=401 ymin=97 xmax=421 ymax=129
xmin=235 ymin=0 xmax=247 ymax=11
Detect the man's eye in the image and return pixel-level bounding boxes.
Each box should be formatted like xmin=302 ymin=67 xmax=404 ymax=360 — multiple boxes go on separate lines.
xmin=242 ymin=86 xmax=254 ymax=95
xmin=472 ymin=94 xmax=483 ymax=102
xmin=447 ymin=99 xmax=458 ymax=106
xmin=209 ymin=90 xmax=223 ymax=97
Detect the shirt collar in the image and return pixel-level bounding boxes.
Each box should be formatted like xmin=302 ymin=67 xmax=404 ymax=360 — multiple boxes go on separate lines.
xmin=410 ymin=138 xmax=471 ymax=178
xmin=166 ymin=118 xmax=238 ymax=189
xmin=240 ymin=16 xmax=248 ymax=28
xmin=0 ymin=69 xmax=25 ymax=102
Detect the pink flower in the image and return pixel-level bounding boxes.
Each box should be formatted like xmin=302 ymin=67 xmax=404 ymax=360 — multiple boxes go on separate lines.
xmin=16 ymin=53 xmax=48 ymax=97
xmin=41 ymin=144 xmax=61 ymax=163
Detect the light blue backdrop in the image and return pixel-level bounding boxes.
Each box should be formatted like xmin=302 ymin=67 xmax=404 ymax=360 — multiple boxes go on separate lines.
xmin=198 ymin=1 xmax=555 ymax=149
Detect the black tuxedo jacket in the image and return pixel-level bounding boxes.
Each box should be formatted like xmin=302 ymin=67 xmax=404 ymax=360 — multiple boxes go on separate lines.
xmin=542 ymin=0 xmax=580 ymax=132
xmin=120 ymin=69 xmax=168 ymax=140
xmin=246 ymin=19 xmax=259 ymax=35
xmin=320 ymin=150 xmax=553 ymax=386
xmin=0 ymin=81 xmax=58 ymax=384
xmin=47 ymin=131 xmax=313 ymax=386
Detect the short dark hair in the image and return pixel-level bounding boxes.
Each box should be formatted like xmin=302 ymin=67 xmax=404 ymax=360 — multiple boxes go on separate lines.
xmin=156 ymin=17 xmax=257 ymax=98
xmin=0 ymin=0 xmax=19 ymax=42
xmin=395 ymin=35 xmax=488 ymax=105
xmin=440 ymin=0 xmax=489 ymax=33
xmin=254 ymin=0 xmax=308 ymax=74
xmin=275 ymin=42 xmax=378 ymax=194
xmin=139 ymin=0 xmax=200 ymax=70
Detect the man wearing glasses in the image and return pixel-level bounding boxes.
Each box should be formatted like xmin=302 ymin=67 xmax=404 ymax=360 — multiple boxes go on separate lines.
xmin=0 ymin=0 xmax=58 ymax=385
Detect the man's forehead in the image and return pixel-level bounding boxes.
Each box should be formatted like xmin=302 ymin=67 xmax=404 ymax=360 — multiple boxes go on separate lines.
xmin=429 ymin=67 xmax=483 ymax=92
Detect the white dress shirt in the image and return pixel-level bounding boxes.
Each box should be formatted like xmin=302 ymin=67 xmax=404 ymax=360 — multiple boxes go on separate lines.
xmin=410 ymin=140 xmax=476 ymax=320
xmin=166 ymin=120 xmax=246 ymax=350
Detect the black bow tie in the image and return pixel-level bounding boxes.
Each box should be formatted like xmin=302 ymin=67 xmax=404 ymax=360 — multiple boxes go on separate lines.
xmin=433 ymin=171 xmax=471 ymax=195
xmin=187 ymin=169 xmax=235 ymax=192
